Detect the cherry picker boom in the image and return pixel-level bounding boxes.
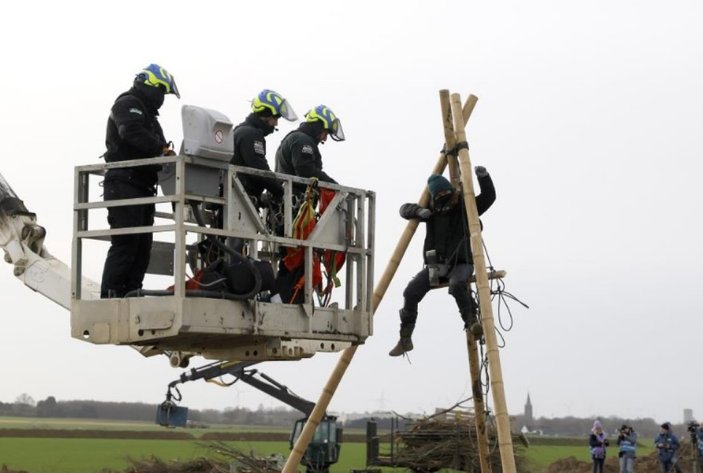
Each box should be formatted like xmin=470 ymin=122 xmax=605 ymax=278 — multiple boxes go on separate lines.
xmin=0 ymin=173 xmax=101 ymax=309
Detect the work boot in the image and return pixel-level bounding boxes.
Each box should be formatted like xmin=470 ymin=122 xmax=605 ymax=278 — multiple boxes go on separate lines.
xmin=460 ymin=307 xmax=483 ymax=339
xmin=389 ymin=323 xmax=415 ymax=357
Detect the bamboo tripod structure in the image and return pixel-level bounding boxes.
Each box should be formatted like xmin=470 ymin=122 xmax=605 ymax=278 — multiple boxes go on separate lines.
xmin=282 ymin=92 xmax=516 ymax=473
xmin=281 ymin=95 xmax=476 ymax=473
xmin=439 ymin=90 xmax=492 ymax=473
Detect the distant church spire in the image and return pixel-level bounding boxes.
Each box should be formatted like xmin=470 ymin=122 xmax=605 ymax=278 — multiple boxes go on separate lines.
xmin=524 ymin=393 xmax=533 ymax=422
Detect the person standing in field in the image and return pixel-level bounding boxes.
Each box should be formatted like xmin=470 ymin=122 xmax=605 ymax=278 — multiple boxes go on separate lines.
xmin=696 ymin=423 xmax=703 ymax=470
xmin=617 ymin=424 xmax=637 ymax=473
xmin=589 ymin=419 xmax=610 ymax=473
xmin=655 ymin=422 xmax=682 ymax=473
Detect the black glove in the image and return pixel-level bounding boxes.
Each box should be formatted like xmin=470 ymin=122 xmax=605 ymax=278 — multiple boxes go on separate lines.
xmin=474 ymin=166 xmax=488 ymax=178
xmin=399 ymin=203 xmax=431 ymax=220
xmin=416 ymin=208 xmax=432 ymax=219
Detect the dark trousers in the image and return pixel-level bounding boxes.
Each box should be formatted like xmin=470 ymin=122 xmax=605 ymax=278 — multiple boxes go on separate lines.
xmin=659 ymin=459 xmax=682 ymax=473
xmin=273 ymin=263 xmax=305 ymax=304
xmin=402 ymin=264 xmax=474 ymax=314
xmin=100 ymin=180 xmax=155 ymax=298
xmin=592 ymin=458 xmax=605 ymax=473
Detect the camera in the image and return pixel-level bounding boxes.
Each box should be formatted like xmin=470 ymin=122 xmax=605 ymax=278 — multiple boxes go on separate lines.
xmin=688 ymin=421 xmax=699 ymax=434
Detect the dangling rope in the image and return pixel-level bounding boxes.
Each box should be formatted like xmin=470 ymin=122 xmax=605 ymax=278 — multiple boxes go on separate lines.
xmin=482 ymin=240 xmax=529 ymax=334
xmin=450 ymin=173 xmax=529 ymax=414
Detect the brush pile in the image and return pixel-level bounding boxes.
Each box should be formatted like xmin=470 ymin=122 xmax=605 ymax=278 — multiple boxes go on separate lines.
xmin=102 ymin=443 xmax=284 ymax=473
xmin=374 ymin=411 xmax=528 ymax=473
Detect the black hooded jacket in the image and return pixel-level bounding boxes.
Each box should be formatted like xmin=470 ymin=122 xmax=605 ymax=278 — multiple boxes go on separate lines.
xmin=400 ymin=173 xmax=496 ymax=265
xmin=275 ymin=122 xmax=337 ymax=190
xmin=104 ymin=83 xmax=167 ymax=189
xmin=231 ymin=113 xmax=284 ymax=199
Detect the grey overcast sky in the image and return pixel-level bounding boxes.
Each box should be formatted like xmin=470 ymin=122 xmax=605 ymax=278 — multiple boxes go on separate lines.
xmin=1 ymin=0 xmax=702 ymax=427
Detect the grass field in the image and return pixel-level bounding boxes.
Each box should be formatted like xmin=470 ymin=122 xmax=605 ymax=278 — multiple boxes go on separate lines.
xmin=0 ymin=438 xmax=213 ymax=472
xmin=0 ymin=417 xmax=653 ymax=473
xmin=522 ymin=445 xmax=594 ymax=471
xmin=523 ymin=440 xmax=656 ymax=472
xmin=0 ymin=436 xmax=590 ymax=473
xmin=0 ymin=416 xmax=295 ymax=434
xmin=0 ymin=438 xmax=369 ymax=473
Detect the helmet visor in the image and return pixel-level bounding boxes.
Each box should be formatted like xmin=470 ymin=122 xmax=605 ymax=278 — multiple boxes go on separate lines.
xmin=329 ymin=118 xmax=345 ymax=141
xmin=169 ymin=77 xmax=180 ymax=99
xmin=278 ymin=99 xmax=298 ymax=121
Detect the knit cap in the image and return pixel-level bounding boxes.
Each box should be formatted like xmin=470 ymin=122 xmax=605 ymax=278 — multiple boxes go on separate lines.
xmin=427 ymin=174 xmax=452 ymax=197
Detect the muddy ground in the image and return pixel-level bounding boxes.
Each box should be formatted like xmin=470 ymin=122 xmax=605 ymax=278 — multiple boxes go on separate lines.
xmin=548 ymin=443 xmax=700 ymax=473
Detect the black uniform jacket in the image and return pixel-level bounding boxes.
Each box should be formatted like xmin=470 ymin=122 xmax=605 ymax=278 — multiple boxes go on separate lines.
xmin=104 ymin=86 xmax=166 ymax=189
xmin=231 ymin=113 xmax=283 ymax=199
xmin=400 ymin=173 xmax=496 ymax=265
xmin=275 ymin=123 xmax=337 ymax=191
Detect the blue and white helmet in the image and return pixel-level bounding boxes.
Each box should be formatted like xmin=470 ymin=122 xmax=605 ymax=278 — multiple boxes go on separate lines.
xmin=305 ymin=105 xmax=345 ymax=141
xmin=252 ymin=89 xmax=298 ymax=121
xmin=136 ymin=64 xmax=180 ymax=98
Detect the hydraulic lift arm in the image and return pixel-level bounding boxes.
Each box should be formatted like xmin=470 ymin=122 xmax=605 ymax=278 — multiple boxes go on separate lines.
xmin=0 ymin=172 xmax=101 ymax=307
xmin=0 ymin=172 xmax=164 ymax=359
xmin=162 ymin=361 xmax=315 ymax=419
xmin=158 ymin=360 xmax=343 ymax=473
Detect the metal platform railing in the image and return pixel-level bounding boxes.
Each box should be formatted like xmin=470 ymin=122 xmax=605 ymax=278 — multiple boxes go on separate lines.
xmin=70 ymin=154 xmax=375 ymax=363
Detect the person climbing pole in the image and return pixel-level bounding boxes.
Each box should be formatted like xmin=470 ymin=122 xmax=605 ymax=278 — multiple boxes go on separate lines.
xmin=389 ymin=166 xmax=496 ymax=357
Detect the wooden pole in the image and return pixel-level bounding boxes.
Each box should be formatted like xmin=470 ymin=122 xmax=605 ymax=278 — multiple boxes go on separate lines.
xmin=450 ymin=92 xmax=517 ymax=473
xmin=281 ymin=95 xmax=478 ymax=473
xmin=440 ymin=90 xmax=461 ymax=190
xmin=467 ymin=331 xmax=492 ymax=473
xmin=441 ymin=91 xmax=492 ymax=473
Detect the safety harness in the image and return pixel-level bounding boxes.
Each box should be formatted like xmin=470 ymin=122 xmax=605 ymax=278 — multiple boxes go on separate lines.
xmin=283 ymin=178 xmax=345 ymax=305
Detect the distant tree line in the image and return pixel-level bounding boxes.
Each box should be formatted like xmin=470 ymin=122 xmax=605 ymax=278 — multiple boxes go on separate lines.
xmin=1 ymin=394 xmax=692 ymax=438
xmin=0 ymin=394 xmax=302 ymax=426
xmin=345 ymin=416 xmax=408 ymax=430
xmin=513 ymin=413 xmax=692 ymax=439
